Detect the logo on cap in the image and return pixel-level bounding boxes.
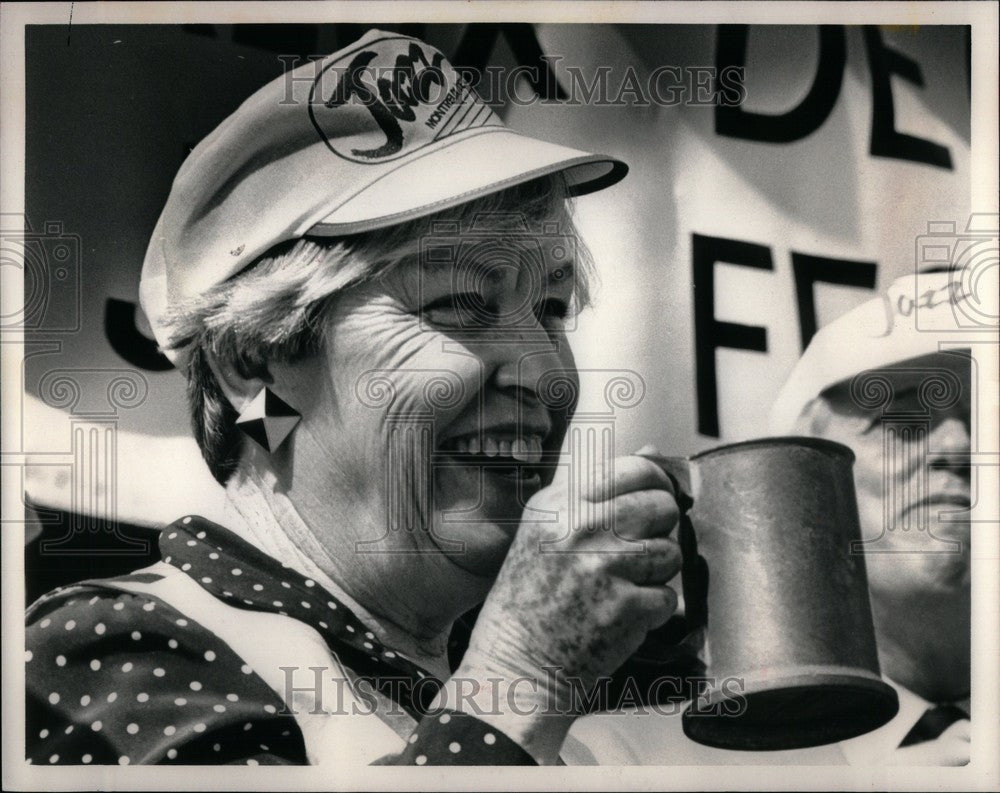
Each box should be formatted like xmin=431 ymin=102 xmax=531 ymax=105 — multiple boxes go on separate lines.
xmin=309 ymin=35 xmax=502 ymax=164
xmin=894 ymin=279 xmax=970 ymax=319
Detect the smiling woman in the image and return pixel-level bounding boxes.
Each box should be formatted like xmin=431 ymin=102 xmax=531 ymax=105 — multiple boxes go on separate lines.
xmin=164 ymin=174 xmax=589 ymax=488
xmin=26 ymin=28 xmax=683 ymax=767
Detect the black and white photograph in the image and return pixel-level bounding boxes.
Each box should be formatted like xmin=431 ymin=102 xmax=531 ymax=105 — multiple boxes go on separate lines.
xmin=2 ymin=1 xmax=998 ymax=789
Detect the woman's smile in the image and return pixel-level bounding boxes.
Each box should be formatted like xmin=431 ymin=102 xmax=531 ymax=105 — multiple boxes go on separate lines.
xmin=437 ymin=413 xmax=553 ymax=494
xmin=439 ymin=433 xmax=546 ymax=463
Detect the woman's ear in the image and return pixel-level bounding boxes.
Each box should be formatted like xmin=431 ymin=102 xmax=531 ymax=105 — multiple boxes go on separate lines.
xmin=202 ymin=348 xmax=271 ymax=415
xmin=206 ymin=351 xmax=303 ymax=455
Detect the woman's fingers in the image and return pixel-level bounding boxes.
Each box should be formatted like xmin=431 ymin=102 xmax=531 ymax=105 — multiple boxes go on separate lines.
xmin=465 ymin=453 xmax=685 ymax=722
xmin=602 ymin=488 xmax=680 ymax=541
xmin=629 ymin=582 xmax=679 ymax=630
xmin=581 ymin=455 xmax=676 ymax=503
xmin=606 ymin=537 xmax=682 ymax=585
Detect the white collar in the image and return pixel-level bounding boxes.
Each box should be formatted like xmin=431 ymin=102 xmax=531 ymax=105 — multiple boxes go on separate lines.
xmin=838 ymin=679 xmax=934 ymax=765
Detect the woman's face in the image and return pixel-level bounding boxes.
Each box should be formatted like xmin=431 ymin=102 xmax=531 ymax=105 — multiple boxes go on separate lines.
xmin=275 ymin=214 xmax=581 ymax=580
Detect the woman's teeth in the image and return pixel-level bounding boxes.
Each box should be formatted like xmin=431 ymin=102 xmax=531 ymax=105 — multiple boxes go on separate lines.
xmin=450 ymin=436 xmax=543 ymax=463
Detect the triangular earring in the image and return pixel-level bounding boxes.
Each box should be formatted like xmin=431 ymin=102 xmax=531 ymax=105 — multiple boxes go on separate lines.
xmin=235 ymin=388 xmax=301 ymax=453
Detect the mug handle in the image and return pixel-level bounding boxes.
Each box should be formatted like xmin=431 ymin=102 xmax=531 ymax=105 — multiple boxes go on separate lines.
xmin=636 ymin=453 xmax=709 ymax=639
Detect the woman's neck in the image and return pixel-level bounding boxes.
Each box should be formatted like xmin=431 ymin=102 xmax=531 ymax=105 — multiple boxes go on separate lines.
xmin=222 ymin=464 xmax=454 ymax=679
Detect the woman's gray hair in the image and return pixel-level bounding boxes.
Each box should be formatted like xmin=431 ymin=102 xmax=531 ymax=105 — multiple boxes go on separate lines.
xmin=163 ymin=174 xmax=593 ymax=484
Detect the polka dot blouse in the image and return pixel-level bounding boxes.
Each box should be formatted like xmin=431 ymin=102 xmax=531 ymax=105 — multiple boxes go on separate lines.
xmin=26 ymin=516 xmax=535 ymax=766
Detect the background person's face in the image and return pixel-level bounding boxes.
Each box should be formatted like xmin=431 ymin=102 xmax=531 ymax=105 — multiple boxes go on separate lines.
xmin=818 ymin=354 xmax=972 ymax=606
xmin=279 ymin=215 xmax=580 ymax=582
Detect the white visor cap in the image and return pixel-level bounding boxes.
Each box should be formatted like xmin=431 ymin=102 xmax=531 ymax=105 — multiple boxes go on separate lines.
xmin=769 ymin=269 xmax=986 ymax=433
xmin=140 ymin=28 xmax=627 ymax=363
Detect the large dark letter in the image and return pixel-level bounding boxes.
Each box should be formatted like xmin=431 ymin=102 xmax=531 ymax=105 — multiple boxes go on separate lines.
xmin=863 ymin=26 xmax=952 ymax=169
xmin=715 ymin=25 xmax=845 ymax=143
xmin=692 ymin=235 xmax=773 ymax=438
xmin=791 ymin=253 xmax=878 ymax=350
xmin=452 ymin=24 xmax=567 ymax=101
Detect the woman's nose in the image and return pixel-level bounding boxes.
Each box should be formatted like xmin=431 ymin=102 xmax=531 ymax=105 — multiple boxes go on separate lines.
xmin=491 ymin=328 xmax=575 ymax=406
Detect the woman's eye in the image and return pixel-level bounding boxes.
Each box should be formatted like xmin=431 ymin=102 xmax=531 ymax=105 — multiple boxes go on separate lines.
xmin=420 ymin=295 xmax=571 ymax=330
xmin=421 ymin=293 xmax=492 ymax=327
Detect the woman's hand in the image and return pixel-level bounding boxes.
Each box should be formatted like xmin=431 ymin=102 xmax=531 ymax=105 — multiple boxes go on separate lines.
xmin=436 ymin=452 xmax=682 ymax=763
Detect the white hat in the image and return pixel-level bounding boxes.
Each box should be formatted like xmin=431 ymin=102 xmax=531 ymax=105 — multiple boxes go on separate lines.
xmin=140 ymin=28 xmax=627 ymax=363
xmin=769 ymin=269 xmax=983 ymax=433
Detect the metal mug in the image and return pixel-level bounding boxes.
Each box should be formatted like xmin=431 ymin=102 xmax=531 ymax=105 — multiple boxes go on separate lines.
xmin=636 ymin=437 xmax=899 ymax=751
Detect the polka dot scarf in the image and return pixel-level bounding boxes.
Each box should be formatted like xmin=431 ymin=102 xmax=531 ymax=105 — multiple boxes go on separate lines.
xmin=160 ymin=516 xmax=445 ymax=714
xmin=26 ymin=516 xmax=534 ymax=765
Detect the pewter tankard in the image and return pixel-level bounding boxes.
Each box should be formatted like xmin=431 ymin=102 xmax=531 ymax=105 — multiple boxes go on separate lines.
xmin=643 ymin=437 xmax=899 ymax=751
